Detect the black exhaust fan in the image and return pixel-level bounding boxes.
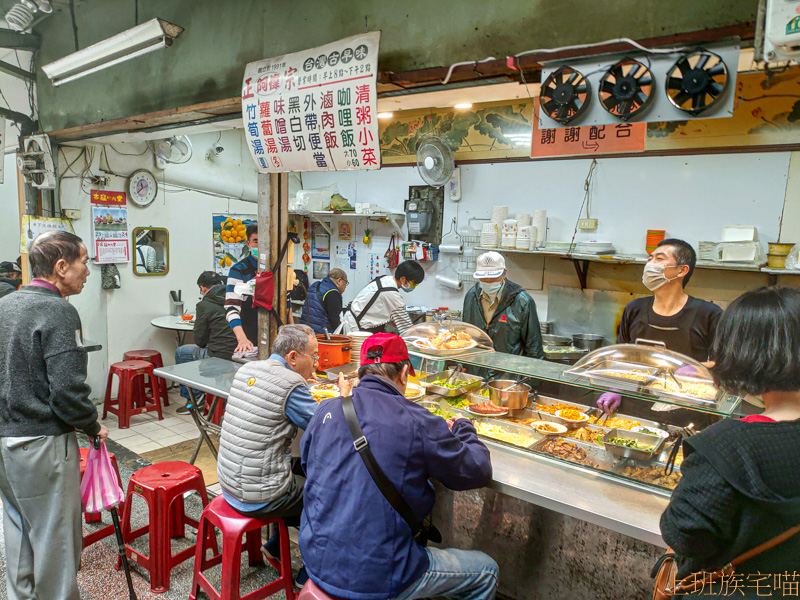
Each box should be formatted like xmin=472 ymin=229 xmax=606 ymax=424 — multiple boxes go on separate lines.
xmin=665 ymin=50 xmax=729 ymax=116
xmin=539 ymin=66 xmax=590 ymax=125
xmin=599 ymin=59 xmax=654 ymax=120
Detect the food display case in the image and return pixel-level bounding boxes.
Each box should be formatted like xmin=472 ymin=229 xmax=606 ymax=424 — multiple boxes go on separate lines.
xmin=412 ymin=347 xmax=747 ymax=545
xmin=402 ymin=319 xmax=494 ymax=358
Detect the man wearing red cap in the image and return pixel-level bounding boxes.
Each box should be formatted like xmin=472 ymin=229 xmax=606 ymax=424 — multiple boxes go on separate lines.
xmin=299 ymin=333 xmax=498 ymax=600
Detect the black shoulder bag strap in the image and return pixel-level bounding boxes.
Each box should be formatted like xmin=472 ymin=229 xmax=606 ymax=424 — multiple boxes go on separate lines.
xmin=341 ymin=394 xmax=441 ymax=545
xmin=353 ymin=277 xmax=390 ymax=329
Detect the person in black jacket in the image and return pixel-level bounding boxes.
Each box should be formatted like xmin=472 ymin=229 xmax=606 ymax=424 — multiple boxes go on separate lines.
xmin=175 ymin=271 xmax=237 ymax=409
xmin=0 ymin=260 xmax=22 ymax=299
xmin=660 ymin=286 xmax=800 ymax=598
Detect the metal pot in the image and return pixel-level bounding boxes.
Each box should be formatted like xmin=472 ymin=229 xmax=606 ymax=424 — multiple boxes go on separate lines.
xmin=572 ymin=333 xmax=605 ymax=351
xmin=488 ymin=379 xmax=531 ymax=410
xmin=542 ymin=334 xmax=571 ymax=346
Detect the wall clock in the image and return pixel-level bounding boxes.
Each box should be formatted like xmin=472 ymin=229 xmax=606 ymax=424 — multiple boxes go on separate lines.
xmin=128 ymin=169 xmax=158 ymax=208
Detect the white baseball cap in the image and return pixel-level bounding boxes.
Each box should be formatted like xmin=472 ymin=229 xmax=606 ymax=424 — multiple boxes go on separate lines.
xmin=473 ymin=251 xmax=506 ymax=280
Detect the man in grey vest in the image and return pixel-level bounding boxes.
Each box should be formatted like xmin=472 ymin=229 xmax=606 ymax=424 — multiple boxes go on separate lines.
xmin=218 ymin=324 xmax=336 ymax=584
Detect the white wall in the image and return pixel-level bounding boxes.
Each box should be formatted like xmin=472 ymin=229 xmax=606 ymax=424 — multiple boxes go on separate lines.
xmin=302 ymin=152 xmax=793 ymax=318
xmin=0 ymin=154 xmax=20 ymax=261
xmin=58 ymin=131 xmax=257 ymax=399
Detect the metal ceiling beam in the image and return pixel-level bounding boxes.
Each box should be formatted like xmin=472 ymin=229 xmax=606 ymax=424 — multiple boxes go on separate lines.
xmin=0 ymin=30 xmax=40 ymax=50
xmin=0 ymin=60 xmax=34 ymax=81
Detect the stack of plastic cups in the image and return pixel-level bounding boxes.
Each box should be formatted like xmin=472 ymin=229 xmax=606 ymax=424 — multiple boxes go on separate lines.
xmin=491 ymin=206 xmax=509 ymax=225
xmin=514 ymin=213 xmax=532 ymax=228
xmin=532 ymin=210 xmax=547 ymax=248
xmin=501 ymin=219 xmax=518 ymax=249
xmin=481 ymin=222 xmax=499 ymax=248
xmin=646 ymin=229 xmax=666 ymax=255
xmin=517 ymin=226 xmax=533 ymax=250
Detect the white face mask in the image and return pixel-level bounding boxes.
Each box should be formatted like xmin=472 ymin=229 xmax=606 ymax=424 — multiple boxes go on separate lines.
xmin=642 ymin=262 xmax=679 ymax=291
xmin=479 ymin=281 xmax=503 ymax=296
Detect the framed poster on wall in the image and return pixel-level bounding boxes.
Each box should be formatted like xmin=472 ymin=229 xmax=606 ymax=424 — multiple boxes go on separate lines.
xmin=312 ymin=260 xmax=329 ymax=280
xmin=311 ymin=222 xmax=330 ymax=259
xmin=213 ymin=213 xmax=257 ymax=276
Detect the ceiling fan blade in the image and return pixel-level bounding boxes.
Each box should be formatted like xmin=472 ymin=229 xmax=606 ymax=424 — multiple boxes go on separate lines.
xmin=575 ymin=82 xmax=588 ymax=94
xmin=566 ymin=71 xmax=578 ymax=85
xmin=556 ymin=105 xmax=570 ymax=122
xmin=620 ymin=99 xmax=633 ymax=116
xmin=677 ymin=58 xmax=691 ymax=76
xmin=611 ymin=65 xmax=623 ymax=80
xmin=541 ymin=86 xmax=554 ymax=99
xmin=636 ymin=90 xmax=649 ymax=106
xmin=601 ymin=80 xmax=616 ymax=94
xmin=628 ymin=62 xmax=641 ymax=79
xmin=695 ymin=54 xmax=710 ymax=70
xmin=638 ymin=74 xmax=653 ymax=86
xmin=555 ymin=70 xmax=565 ymax=85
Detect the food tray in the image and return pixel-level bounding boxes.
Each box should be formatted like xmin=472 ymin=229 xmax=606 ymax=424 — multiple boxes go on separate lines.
xmin=418 ymin=371 xmax=484 ymax=397
xmin=419 ymin=400 xmax=456 ymax=419
xmin=411 ymin=338 xmax=481 ymax=356
xmin=543 ymin=347 xmax=590 ymax=361
xmin=323 ymin=362 xmax=359 ymax=380
xmin=530 ymin=437 xmax=616 ymax=471
xmin=600 ymin=428 xmax=666 ymax=461
xmin=531 ymin=395 xmax=665 ymax=431
xmin=472 ymin=418 xmax=540 ymax=449
xmin=613 ymin=458 xmax=683 ymax=491
xmin=643 ymin=375 xmax=723 ymax=408
xmin=567 ymin=360 xmax=660 ymax=393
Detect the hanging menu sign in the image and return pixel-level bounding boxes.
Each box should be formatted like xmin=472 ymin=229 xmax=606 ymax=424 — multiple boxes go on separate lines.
xmin=90 ymin=189 xmax=130 ymax=264
xmin=242 ymin=31 xmax=381 ymax=173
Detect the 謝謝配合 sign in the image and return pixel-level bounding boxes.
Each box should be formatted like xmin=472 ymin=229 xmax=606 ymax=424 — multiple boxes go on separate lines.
xmin=242 ymin=31 xmax=381 ymax=173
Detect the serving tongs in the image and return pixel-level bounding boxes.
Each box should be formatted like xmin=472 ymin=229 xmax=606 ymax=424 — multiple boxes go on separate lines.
xmin=443 ymin=364 xmax=464 ymax=387
xmin=590 ymin=407 xmax=611 ymax=427
xmin=664 ymin=423 xmax=695 ymax=475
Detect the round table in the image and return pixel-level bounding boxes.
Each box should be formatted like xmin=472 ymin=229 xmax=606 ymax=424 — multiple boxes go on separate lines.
xmin=150 ymin=315 xmax=195 ymax=346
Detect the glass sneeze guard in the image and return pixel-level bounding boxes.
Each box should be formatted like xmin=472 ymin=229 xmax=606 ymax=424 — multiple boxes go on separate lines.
xmin=454 ymin=350 xmax=743 ymax=418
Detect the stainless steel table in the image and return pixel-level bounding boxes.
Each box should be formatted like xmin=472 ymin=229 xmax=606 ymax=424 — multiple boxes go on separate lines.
xmin=82 ymin=338 xmax=102 ymax=352
xmin=153 ymin=358 xmax=241 ymax=464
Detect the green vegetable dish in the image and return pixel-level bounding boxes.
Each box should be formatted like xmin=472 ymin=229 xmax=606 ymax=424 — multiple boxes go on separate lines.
xmin=606 ymin=436 xmax=655 ymax=452
xmin=447 ymin=397 xmax=471 ymax=409
xmin=427 ymin=407 xmax=454 ymax=419
xmin=431 ymin=378 xmax=478 ymax=389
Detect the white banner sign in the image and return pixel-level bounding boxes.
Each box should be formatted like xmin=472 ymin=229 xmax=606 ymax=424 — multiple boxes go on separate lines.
xmin=242 ymin=31 xmax=381 ymax=173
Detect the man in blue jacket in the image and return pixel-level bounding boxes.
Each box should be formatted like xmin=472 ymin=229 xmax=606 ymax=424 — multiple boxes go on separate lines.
xmin=300 ymin=268 xmax=348 ymax=334
xmin=299 ymin=333 xmax=498 ymax=600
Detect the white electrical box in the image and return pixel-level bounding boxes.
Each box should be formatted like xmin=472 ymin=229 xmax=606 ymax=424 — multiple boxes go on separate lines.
xmin=764 ymin=0 xmax=800 ymax=60
xmin=63 ymin=209 xmax=81 ymax=220
xmin=578 ymin=218 xmax=598 ymax=231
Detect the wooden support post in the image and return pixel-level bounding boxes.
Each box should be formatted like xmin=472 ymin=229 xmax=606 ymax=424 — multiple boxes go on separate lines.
xmin=16 ymin=164 xmax=30 ymax=285
xmin=256 ymin=172 xmax=290 ymax=359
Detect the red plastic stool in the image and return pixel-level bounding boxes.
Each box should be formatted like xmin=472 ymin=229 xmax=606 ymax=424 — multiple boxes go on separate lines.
xmin=79 ymin=447 xmax=127 ymax=548
xmin=189 ymin=494 xmax=295 ymax=600
xmin=297 ymin=579 xmax=344 ymax=600
xmin=203 ymin=394 xmax=226 ymax=426
xmin=103 ymin=360 xmax=164 ymax=429
xmin=123 ymin=350 xmax=170 ymax=406
xmin=120 ymin=461 xmax=213 ymax=594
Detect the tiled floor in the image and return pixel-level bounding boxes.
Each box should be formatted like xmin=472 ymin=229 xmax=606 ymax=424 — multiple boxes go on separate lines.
xmin=100 ymin=390 xmax=200 ymax=454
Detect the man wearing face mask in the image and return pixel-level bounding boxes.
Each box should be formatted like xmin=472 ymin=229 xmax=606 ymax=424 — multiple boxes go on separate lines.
xmin=597 ymin=238 xmax=722 ymax=413
xmin=463 ymin=251 xmax=544 ymax=359
xmin=340 ymin=260 xmax=424 ymax=334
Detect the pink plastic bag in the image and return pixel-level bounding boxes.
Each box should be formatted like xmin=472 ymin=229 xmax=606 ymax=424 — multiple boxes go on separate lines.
xmin=80 ymin=443 xmax=124 ymax=513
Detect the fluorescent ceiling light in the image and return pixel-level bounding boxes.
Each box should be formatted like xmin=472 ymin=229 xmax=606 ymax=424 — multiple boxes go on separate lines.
xmin=42 ymin=18 xmax=183 ymax=86
xmin=377 ymin=112 xmax=394 ymax=119
xmin=454 ymin=103 xmax=473 ymax=109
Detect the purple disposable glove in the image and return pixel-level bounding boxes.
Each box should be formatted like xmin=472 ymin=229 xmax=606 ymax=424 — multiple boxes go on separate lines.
xmin=596 ymin=392 xmax=621 ymax=414
xmin=675 ymin=365 xmax=700 ymax=378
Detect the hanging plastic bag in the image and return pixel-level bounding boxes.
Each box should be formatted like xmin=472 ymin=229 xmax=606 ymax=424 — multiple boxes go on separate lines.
xmin=80 ymin=443 xmax=124 ymax=513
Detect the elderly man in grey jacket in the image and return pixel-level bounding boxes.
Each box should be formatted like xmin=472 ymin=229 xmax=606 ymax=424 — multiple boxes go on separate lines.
xmin=218 ymin=324 xmax=341 ymax=583
xmin=0 ymin=231 xmax=108 ymax=600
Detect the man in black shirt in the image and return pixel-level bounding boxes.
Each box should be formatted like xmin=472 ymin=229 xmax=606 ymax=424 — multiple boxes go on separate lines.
xmin=300 ymin=268 xmax=347 ymax=334
xmin=597 ymin=238 xmax=722 ymax=413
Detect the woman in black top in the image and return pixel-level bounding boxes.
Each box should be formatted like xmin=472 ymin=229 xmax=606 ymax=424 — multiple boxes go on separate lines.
xmin=660 ymin=287 xmax=800 ymax=598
